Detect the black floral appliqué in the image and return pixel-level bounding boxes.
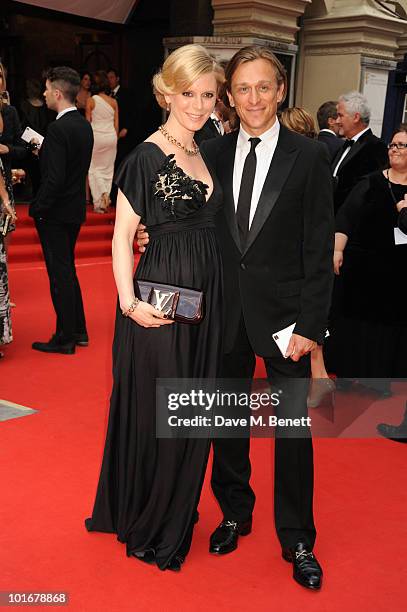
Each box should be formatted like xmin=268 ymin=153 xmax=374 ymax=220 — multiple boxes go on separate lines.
xmin=153 ymin=154 xmax=208 ymax=218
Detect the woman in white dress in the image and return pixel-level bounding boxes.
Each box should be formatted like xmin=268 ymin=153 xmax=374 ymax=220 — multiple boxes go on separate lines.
xmin=86 ymin=71 xmax=118 ymax=213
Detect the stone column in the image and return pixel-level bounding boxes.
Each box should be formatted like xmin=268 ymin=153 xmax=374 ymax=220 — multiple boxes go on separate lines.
xmin=211 ymin=0 xmax=311 ymax=42
xmin=297 ymin=0 xmax=406 ymax=135
xmin=165 ymin=0 xmax=311 ymax=106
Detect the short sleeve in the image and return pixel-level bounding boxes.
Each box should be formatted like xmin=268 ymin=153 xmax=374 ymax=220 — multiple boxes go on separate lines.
xmin=114 ymin=145 xmax=151 ymax=220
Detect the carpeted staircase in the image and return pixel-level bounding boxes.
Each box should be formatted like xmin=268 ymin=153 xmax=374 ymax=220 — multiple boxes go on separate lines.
xmin=8 ymin=204 xmax=116 ymax=265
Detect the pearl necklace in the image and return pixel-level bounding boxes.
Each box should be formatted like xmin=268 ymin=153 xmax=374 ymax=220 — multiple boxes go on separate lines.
xmin=159 ymin=124 xmax=200 ymax=157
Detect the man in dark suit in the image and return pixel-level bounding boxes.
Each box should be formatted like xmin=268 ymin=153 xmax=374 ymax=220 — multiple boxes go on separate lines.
xmin=194 ymin=102 xmax=225 ymax=145
xmin=200 ymin=46 xmax=333 ymax=591
xmin=137 ymin=46 xmax=334 ymax=589
xmin=316 ymin=100 xmax=343 ymax=160
xmin=107 ymin=69 xmax=134 ymax=164
xmin=30 ymin=67 xmax=93 ymax=354
xmin=332 ymin=91 xmax=388 ymax=214
xmin=107 ymin=69 xmax=135 ymax=204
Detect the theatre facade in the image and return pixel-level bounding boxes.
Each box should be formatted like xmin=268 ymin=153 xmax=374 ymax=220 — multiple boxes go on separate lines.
xmin=1 ymin=0 xmax=407 ymax=140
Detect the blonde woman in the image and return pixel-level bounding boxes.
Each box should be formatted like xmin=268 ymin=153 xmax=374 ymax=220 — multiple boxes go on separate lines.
xmin=86 ymin=45 xmax=225 ymax=571
xmin=280 ymin=107 xmax=317 ymax=139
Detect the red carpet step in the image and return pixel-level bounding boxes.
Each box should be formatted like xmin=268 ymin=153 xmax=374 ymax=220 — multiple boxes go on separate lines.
xmin=8 ymin=204 xmax=116 ymax=264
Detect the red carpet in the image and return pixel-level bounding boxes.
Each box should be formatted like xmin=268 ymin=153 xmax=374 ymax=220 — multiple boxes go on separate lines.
xmin=8 ymin=204 xmax=116 ymax=265
xmin=1 ymin=229 xmax=406 ymax=610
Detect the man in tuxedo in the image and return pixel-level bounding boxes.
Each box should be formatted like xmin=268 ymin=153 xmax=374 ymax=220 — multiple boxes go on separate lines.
xmin=201 ymin=45 xmax=333 ymax=591
xmin=137 ymin=46 xmax=334 ymax=589
xmin=332 ymin=91 xmax=388 ymax=214
xmin=194 ymin=100 xmax=225 ymax=145
xmin=107 ymin=69 xmax=135 ymax=204
xmin=30 ymin=67 xmax=93 ymax=354
xmin=317 ymin=100 xmax=343 ymax=160
xmin=107 ymin=69 xmax=134 ymax=163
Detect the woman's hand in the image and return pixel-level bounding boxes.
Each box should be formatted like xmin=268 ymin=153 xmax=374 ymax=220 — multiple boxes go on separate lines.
xmin=1 ymin=199 xmax=17 ymax=223
xmin=333 ymin=249 xmax=343 ymax=275
xmin=396 ymin=194 xmax=407 ymax=212
xmin=125 ymin=300 xmax=175 ymax=329
xmin=0 ymin=144 xmax=10 ymax=155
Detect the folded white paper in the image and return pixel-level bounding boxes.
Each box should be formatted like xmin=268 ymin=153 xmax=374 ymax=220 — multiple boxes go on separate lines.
xmin=394 ymin=227 xmax=407 ymax=245
xmin=272 ymin=323 xmax=295 ymax=358
xmin=21 ymin=126 xmax=44 ymax=148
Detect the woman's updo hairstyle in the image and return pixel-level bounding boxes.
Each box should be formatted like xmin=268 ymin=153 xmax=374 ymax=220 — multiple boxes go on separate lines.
xmin=152 ymin=44 xmax=224 ymax=102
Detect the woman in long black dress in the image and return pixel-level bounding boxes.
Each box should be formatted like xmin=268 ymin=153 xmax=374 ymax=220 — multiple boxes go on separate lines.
xmin=86 ymin=45 xmax=225 ymax=571
xmin=331 ymin=125 xmax=407 ymax=379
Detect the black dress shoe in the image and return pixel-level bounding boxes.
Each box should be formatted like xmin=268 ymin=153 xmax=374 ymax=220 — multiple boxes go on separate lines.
xmin=209 ymin=519 xmax=252 ymax=555
xmin=166 ymin=554 xmax=184 ymax=572
xmin=282 ymin=542 xmax=322 ymax=590
xmin=32 ymin=335 xmax=75 ymax=355
xmin=75 ymin=332 xmax=89 ymax=347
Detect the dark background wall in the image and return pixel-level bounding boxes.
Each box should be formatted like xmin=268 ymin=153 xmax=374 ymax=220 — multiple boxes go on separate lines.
xmin=0 ymin=0 xmax=216 ymax=144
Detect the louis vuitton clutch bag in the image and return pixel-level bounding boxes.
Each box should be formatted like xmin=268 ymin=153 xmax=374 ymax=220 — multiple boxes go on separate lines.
xmin=135 ymin=280 xmax=204 ymax=324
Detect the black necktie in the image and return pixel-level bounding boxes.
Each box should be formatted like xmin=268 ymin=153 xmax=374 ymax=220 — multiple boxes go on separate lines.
xmin=236 ymin=137 xmax=261 ymax=248
xmin=212 ymin=117 xmax=221 ymax=133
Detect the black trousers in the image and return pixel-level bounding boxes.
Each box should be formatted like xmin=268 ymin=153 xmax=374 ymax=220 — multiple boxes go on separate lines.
xmin=35 ymin=218 xmax=87 ymax=343
xmin=211 ymin=316 xmax=316 ymax=549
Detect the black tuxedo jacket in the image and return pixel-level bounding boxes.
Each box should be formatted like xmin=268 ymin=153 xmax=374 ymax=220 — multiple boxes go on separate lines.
xmin=114 ymin=86 xmax=133 ymax=133
xmin=195 ymin=118 xmax=222 ymax=146
xmin=30 ymin=110 xmax=93 ymax=224
xmin=332 ymin=128 xmax=388 ymax=214
xmin=317 ymin=130 xmax=343 ymax=160
xmin=202 ymin=126 xmax=334 ymax=357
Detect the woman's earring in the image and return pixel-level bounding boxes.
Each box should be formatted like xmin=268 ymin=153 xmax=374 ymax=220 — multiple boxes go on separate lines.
xmin=166 ymin=104 xmax=170 ymax=112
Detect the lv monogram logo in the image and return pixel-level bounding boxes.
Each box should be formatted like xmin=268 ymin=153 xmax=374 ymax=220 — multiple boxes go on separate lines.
xmin=149 ymin=289 xmax=179 ymax=318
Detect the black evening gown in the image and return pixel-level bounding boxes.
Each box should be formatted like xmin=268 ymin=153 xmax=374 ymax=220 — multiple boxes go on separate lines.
xmin=85 ymin=143 xmax=223 ymax=569
xmin=328 ymin=170 xmax=407 ymax=378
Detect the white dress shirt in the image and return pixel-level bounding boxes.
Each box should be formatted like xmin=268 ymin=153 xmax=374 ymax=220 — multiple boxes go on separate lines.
xmin=333 ymin=126 xmax=370 ymax=177
xmin=233 ymin=119 xmax=280 ymax=228
xmin=56 ymin=107 xmax=77 ymax=120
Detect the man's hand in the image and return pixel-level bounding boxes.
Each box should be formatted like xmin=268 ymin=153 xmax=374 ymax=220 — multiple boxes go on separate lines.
xmin=285 ymin=333 xmax=316 ymax=362
xmin=0 ymin=144 xmax=10 ymax=155
xmin=333 ymin=249 xmax=343 ymax=275
xmin=396 ymin=194 xmax=407 ymax=212
xmin=136 ymin=223 xmax=150 ymax=253
xmin=118 ymin=128 xmax=128 ymax=139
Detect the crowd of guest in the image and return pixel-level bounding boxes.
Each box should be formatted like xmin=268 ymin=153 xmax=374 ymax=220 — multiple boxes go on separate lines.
xmin=0 ymin=63 xmax=133 ymax=358
xmin=0 ymin=56 xmax=406 ymax=439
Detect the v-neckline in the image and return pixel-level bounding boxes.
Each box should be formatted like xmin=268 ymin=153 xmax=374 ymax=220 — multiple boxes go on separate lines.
xmin=143 ymin=141 xmax=215 ymax=203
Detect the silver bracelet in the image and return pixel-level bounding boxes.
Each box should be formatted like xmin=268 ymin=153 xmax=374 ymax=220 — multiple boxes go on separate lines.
xmin=122 ymin=298 xmax=139 ymax=317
